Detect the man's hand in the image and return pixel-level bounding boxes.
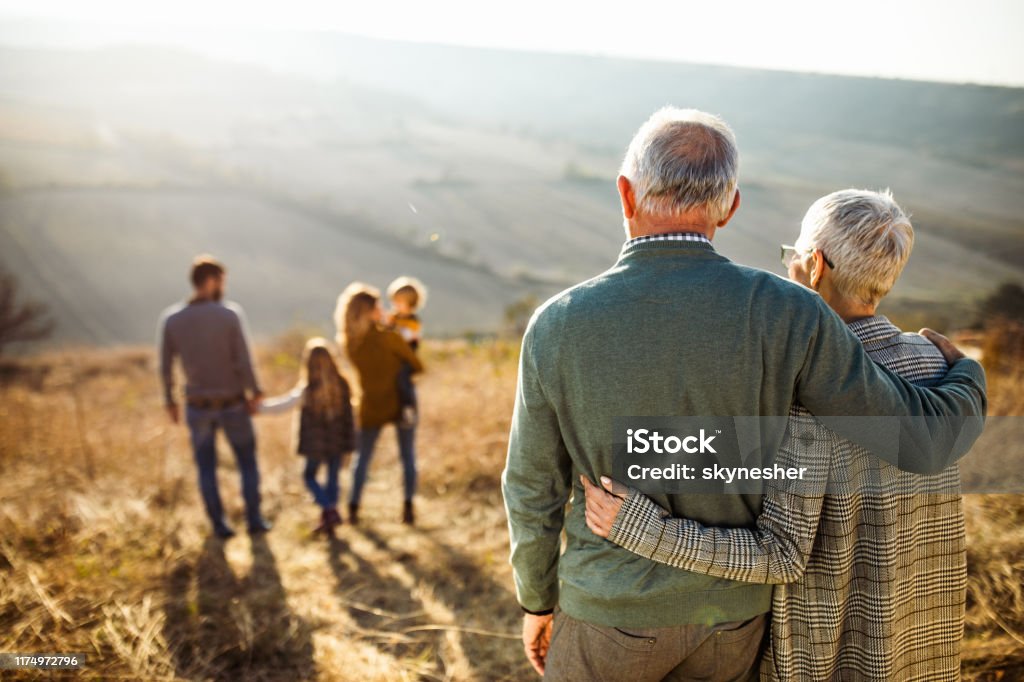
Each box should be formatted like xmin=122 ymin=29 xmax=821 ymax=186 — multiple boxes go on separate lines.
xmin=920 ymin=328 xmax=966 ymax=365
xmin=581 ymin=475 xmax=627 ymax=539
xmin=247 ymin=392 xmax=264 ymax=416
xmin=522 ymin=612 xmax=554 ymax=676
xmin=166 ymin=404 xmax=180 ymax=424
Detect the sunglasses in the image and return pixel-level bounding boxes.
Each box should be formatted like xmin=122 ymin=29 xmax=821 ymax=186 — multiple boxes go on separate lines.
xmin=780 ymin=244 xmax=835 ymax=269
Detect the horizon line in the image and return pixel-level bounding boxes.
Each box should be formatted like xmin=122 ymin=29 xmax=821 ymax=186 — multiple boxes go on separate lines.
xmin=0 ymin=12 xmax=1022 ymax=91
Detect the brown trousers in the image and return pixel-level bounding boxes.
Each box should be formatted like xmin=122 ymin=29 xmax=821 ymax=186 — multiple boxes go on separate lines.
xmin=544 ymin=610 xmax=766 ymax=682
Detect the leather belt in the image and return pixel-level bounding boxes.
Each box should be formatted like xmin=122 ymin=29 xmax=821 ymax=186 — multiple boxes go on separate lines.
xmin=186 ymin=394 xmax=246 ymax=410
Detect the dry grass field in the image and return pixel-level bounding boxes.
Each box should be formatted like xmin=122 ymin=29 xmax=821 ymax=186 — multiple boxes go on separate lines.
xmin=0 ymin=329 xmax=1022 ymax=681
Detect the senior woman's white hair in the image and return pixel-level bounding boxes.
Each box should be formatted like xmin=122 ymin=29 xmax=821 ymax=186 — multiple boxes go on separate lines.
xmin=619 ymin=107 xmax=739 ymax=223
xmin=795 ymin=189 xmax=914 ymax=307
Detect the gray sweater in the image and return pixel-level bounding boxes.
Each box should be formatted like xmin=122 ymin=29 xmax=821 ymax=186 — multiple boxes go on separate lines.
xmin=502 ymin=238 xmax=986 ymax=628
xmin=158 ymin=299 xmax=262 ymax=406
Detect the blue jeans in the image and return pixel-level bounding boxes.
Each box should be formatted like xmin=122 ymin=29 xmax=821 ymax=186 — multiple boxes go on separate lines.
xmin=349 ymin=425 xmax=416 ymax=506
xmin=303 ymin=456 xmax=341 ymax=509
xmin=185 ymin=404 xmax=262 ymax=528
xmin=397 ymin=362 xmax=417 ymax=410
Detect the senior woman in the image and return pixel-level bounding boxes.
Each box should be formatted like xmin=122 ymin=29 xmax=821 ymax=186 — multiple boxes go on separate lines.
xmin=584 ymin=189 xmax=966 ymax=681
xmin=336 ymin=282 xmax=424 ymax=525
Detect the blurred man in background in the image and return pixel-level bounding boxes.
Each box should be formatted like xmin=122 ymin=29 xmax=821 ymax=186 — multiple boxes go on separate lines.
xmin=158 ymin=255 xmax=270 ymax=538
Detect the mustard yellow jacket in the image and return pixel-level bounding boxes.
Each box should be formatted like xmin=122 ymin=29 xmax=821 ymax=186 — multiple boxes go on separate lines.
xmin=347 ymin=324 xmax=423 ymax=429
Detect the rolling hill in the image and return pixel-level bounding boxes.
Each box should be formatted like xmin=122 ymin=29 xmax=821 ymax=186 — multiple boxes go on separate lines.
xmin=0 ymin=31 xmax=1021 ymax=345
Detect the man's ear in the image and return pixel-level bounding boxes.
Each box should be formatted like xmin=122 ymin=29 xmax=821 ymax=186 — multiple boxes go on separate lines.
xmin=617 ymin=175 xmax=636 ymax=220
xmin=717 ymin=188 xmax=741 ymax=228
xmin=809 ymin=250 xmax=826 ymax=289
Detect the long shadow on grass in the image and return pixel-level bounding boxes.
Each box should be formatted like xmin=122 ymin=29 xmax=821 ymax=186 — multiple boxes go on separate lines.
xmin=351 ymin=526 xmax=526 ymax=680
xmin=326 ymin=535 xmax=438 ymax=673
xmin=162 ymin=534 xmax=315 ymax=681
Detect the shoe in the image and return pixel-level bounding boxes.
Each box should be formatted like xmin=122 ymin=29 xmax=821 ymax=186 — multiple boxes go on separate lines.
xmin=213 ymin=522 xmax=236 ymax=539
xmin=314 ymin=510 xmax=330 ymax=534
xmin=399 ymin=406 xmax=418 ymax=429
xmin=348 ymin=504 xmax=359 ymax=526
xmin=326 ymin=507 xmax=342 ymax=527
xmin=402 ymin=500 xmax=415 ymax=526
xmin=248 ymin=518 xmax=273 ymax=535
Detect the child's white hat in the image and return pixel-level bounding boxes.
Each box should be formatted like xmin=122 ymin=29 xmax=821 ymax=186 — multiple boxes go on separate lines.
xmin=386 ymin=276 xmax=428 ymax=311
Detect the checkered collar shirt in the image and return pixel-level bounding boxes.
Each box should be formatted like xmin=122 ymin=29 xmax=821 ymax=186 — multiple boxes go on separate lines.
xmin=625 ymin=232 xmax=713 ymax=248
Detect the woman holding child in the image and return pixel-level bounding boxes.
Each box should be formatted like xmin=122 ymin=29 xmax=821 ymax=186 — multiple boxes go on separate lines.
xmin=335 ymin=280 xmax=425 ymax=526
xmin=261 ymin=278 xmax=425 ymax=531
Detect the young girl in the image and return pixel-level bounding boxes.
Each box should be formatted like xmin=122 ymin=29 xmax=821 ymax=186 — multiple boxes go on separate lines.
xmin=261 ymin=338 xmax=355 ymax=535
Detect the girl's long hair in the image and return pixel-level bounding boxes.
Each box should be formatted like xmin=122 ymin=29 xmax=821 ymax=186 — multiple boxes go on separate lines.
xmin=334 ymin=282 xmax=380 ymax=351
xmin=299 ymin=337 xmax=348 ymax=420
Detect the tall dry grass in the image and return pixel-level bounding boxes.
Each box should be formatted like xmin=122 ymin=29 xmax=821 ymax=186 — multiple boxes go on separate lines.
xmin=0 ymin=337 xmax=526 ymax=681
xmin=0 ymin=330 xmax=1021 ymax=680
xmin=960 ymin=321 xmax=1024 ymax=680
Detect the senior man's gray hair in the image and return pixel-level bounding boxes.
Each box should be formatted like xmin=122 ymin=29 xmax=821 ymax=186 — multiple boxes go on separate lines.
xmin=795 ymin=189 xmax=914 ymax=307
xmin=619 ymin=107 xmax=739 ymax=223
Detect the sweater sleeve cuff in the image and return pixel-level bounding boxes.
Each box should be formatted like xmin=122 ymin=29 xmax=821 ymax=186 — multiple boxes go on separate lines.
xmin=950 ymin=357 xmax=986 ymax=389
xmin=521 ymin=606 xmax=555 ymax=616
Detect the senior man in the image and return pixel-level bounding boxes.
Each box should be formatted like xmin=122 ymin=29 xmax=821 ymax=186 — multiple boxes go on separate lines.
xmin=501 ymin=108 xmax=986 ymax=681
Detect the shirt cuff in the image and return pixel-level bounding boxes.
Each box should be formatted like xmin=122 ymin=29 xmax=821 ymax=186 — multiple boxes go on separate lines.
xmin=521 ymin=606 xmax=554 ymax=616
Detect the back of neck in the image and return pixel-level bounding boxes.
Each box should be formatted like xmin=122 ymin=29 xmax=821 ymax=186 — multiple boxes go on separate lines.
xmin=628 ymin=221 xmax=715 ymax=241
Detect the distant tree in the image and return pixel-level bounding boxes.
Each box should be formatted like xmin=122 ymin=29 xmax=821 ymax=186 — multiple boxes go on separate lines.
xmin=0 ymin=269 xmax=54 ymax=355
xmin=504 ymin=295 xmax=539 ymax=338
xmin=978 ymin=281 xmax=1024 ymax=325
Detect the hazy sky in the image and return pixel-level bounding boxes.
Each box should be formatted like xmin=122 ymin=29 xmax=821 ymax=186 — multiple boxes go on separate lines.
xmin=1 ymin=0 xmax=1022 ymax=86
